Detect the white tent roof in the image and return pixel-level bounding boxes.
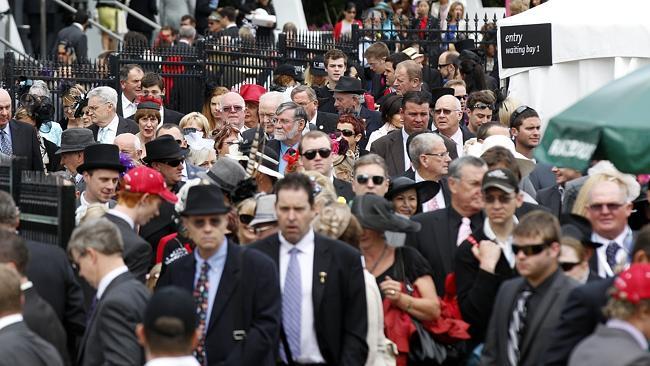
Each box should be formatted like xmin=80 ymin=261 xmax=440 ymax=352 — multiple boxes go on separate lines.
xmin=497 ymin=0 xmax=650 ymax=78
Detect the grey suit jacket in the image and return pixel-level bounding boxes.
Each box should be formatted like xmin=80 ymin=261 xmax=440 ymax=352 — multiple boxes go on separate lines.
xmin=105 ymin=213 xmax=153 ymax=282
xmin=480 ymin=271 xmax=579 ymax=366
xmin=528 ymin=162 xmax=556 ymax=192
xmin=77 ymin=271 xmax=150 ymax=366
xmin=23 ymin=287 xmax=70 ymax=365
xmin=0 ymin=321 xmax=63 ymax=366
xmin=537 ymin=184 xmax=562 ymax=217
xmin=568 ymin=325 xmax=650 ymax=366
xmin=370 ymin=129 xmax=404 ymax=178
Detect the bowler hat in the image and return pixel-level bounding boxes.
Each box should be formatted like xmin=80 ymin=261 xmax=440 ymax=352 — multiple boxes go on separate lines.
xmin=274 ymin=64 xmax=300 ymax=80
xmin=143 ymin=135 xmax=187 ymax=164
xmin=55 ymin=128 xmax=96 ymax=154
xmin=332 ymin=76 xmax=365 ymax=94
xmin=385 ymin=176 xmax=440 ymax=203
xmin=181 ymin=184 xmax=231 ymax=216
xmin=351 ymin=194 xmax=421 ymax=233
xmin=77 ymin=143 xmax=125 ymax=174
xmin=240 ymin=84 xmax=267 ymax=104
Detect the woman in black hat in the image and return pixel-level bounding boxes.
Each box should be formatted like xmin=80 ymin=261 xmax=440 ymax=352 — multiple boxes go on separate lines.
xmin=385 ymin=176 xmax=440 ymax=218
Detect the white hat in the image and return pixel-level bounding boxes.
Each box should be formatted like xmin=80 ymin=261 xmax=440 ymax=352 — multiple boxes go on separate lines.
xmin=469 ymin=135 xmax=536 ymax=178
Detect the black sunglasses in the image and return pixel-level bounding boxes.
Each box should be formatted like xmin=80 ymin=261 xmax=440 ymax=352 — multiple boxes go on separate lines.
xmin=509 ymin=105 xmax=534 ymax=126
xmin=163 ymin=159 xmax=184 ymax=167
xmin=189 ymin=217 xmax=221 ymax=229
xmin=336 ymin=129 xmax=355 ymax=137
xmin=560 ymin=262 xmax=580 ymax=272
xmin=356 ymin=174 xmax=385 ymax=185
xmin=484 ymin=194 xmax=515 ymax=204
xmin=302 ymin=148 xmax=332 ymax=160
xmin=512 ymin=241 xmax=551 ymax=256
xmin=239 ymin=214 xmax=254 ymax=225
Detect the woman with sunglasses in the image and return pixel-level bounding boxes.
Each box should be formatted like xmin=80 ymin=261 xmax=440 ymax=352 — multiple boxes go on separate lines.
xmin=334 ymin=2 xmax=362 ymax=41
xmin=235 ymin=198 xmax=257 ymax=245
xmin=337 ymin=114 xmax=366 ymax=160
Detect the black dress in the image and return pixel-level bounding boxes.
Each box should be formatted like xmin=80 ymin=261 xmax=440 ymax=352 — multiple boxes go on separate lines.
xmin=375 ymin=246 xmax=434 ymax=291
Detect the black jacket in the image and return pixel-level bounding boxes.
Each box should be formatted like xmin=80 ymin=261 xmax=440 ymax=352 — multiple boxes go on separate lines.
xmin=104 ymin=213 xmax=153 ymax=282
xmin=8 ymin=120 xmax=44 ymax=171
xmin=0 ymin=321 xmax=63 ymax=366
xmin=88 ymin=116 xmax=140 ymax=140
xmin=23 ymin=287 xmax=70 ymax=365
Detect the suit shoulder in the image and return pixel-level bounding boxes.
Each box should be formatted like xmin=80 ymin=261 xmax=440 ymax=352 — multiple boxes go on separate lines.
xmin=411 ymin=209 xmax=445 ymax=223
xmin=317 ymin=233 xmax=360 ymax=258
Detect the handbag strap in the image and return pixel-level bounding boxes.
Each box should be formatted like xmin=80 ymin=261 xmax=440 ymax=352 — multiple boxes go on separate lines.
xmin=394 ymin=247 xmax=414 ymax=296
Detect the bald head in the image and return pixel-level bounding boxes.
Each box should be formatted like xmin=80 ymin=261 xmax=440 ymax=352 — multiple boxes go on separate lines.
xmin=220 ymin=92 xmax=246 ymax=130
xmin=0 ymin=89 xmax=11 ymax=127
xmin=114 ymin=133 xmax=142 ymax=161
xmin=433 ymin=95 xmax=462 ymax=138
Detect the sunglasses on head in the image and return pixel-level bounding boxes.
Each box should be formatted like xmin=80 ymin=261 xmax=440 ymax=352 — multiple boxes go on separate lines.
xmin=512 ymin=241 xmax=551 ymax=256
xmin=163 ymin=159 xmax=184 ymax=167
xmin=356 ymin=174 xmax=385 ymax=185
xmin=189 ymin=216 xmax=222 ymax=229
xmin=509 ymin=105 xmax=534 ymax=126
xmin=302 ymin=148 xmax=332 ymax=160
xmin=560 ymin=262 xmax=580 ymax=272
xmin=336 ymin=129 xmax=355 ymax=137
xmin=470 ymin=102 xmax=494 ymax=110
xmin=239 ymin=214 xmax=254 ymax=225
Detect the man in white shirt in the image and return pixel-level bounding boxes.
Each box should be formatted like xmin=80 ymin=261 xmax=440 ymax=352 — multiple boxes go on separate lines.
xmin=300 ymin=130 xmax=354 ymax=201
xmin=67 ymin=217 xmax=150 ymax=366
xmin=87 ymin=86 xmax=140 ymax=144
xmin=120 ymin=64 xmax=144 ymax=117
xmin=408 ymin=132 xmax=452 ymax=211
xmin=433 ymin=94 xmax=475 ymax=158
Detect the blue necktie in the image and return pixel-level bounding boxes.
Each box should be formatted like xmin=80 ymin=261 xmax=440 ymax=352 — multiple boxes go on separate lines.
xmin=0 ymin=130 xmax=12 ymax=156
xmin=283 ymin=247 xmax=302 ymax=360
xmin=606 ymin=241 xmax=620 ymax=273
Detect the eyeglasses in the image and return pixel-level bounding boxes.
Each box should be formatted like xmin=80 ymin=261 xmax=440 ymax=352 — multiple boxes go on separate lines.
xmin=437 ymin=63 xmax=450 ymax=69
xmin=272 ymin=118 xmax=302 ymax=125
xmin=587 ymin=202 xmax=625 ymax=213
xmin=336 ymin=129 xmax=355 ymax=137
xmin=239 ymin=214 xmax=254 ymax=225
xmin=162 ymin=159 xmax=183 ymax=167
xmin=188 ymin=217 xmax=222 ymax=229
xmin=424 ymin=151 xmax=450 ymax=158
xmin=433 ymin=108 xmax=459 ymax=115
xmin=484 ymin=194 xmax=515 ymax=204
xmin=455 ymin=95 xmax=468 ymax=101
xmin=356 ymin=174 xmax=385 ymax=185
xmin=560 ymin=262 xmax=580 ymax=272
xmin=512 ymin=241 xmax=551 ymax=256
xmin=222 ymin=105 xmax=244 ymax=112
xmin=302 ymin=148 xmax=332 ymax=160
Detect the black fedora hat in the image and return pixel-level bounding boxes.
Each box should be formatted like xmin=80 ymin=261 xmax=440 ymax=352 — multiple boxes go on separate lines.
xmin=181 ymin=184 xmax=231 ymax=216
xmin=143 ymin=135 xmax=188 ymax=164
xmin=332 ymin=76 xmax=365 ymax=94
xmin=56 ymin=128 xmax=96 ymax=154
xmin=351 ymin=194 xmax=421 ymax=233
xmin=560 ymin=213 xmax=602 ymax=249
xmin=385 ymin=176 xmax=440 ymax=203
xmin=77 ymin=143 xmax=125 ymax=174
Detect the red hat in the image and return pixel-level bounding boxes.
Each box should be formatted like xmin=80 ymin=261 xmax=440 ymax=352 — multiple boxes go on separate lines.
xmin=612 ymin=263 xmax=650 ymax=304
xmin=239 ymin=84 xmax=266 ymax=104
xmin=121 ymin=166 xmax=178 ymax=204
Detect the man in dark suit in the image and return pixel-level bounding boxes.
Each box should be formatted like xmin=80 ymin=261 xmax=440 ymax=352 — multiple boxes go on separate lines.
xmin=52 ymin=11 xmax=89 ymax=61
xmin=68 ymin=217 xmax=150 ymax=366
xmin=300 ymin=130 xmax=355 ymax=201
xmin=0 ymin=265 xmax=64 ymax=366
xmin=371 ymin=91 xmax=432 ymax=177
xmin=480 ymin=211 xmax=579 ymax=366
xmin=0 ymin=231 xmax=70 ymax=365
xmin=291 ymin=85 xmax=338 ymax=134
xmin=407 ymin=132 xmax=453 ymax=212
xmin=106 ymin=166 xmax=180 ymax=281
xmin=86 ymin=86 xmax=139 ymax=143
xmin=332 ymin=76 xmax=382 ymax=144
xmin=0 ymin=89 xmax=43 ymax=171
xmin=406 ymin=156 xmax=487 ymax=294
xmin=528 ymin=162 xmax=556 ymax=192
xmin=433 ymin=94 xmax=475 ymax=159
xmin=117 ymin=64 xmax=144 ymax=118
xmin=537 ymin=166 xmax=583 ymax=218
xmin=125 ymin=72 xmax=185 ymax=124
xmin=217 ymin=6 xmax=240 ymax=39
xmin=157 ymin=184 xmax=281 ymax=365
xmin=251 ymin=173 xmax=368 ymax=365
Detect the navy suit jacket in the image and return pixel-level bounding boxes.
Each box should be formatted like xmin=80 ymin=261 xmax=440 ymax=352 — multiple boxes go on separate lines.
xmin=314 ymin=111 xmax=338 ymax=133
xmin=250 ymin=233 xmax=368 ymax=366
xmin=157 ymin=241 xmax=281 ymax=366
xmin=7 ymin=120 xmax=44 ymax=171
xmin=105 ymin=213 xmax=153 ymax=282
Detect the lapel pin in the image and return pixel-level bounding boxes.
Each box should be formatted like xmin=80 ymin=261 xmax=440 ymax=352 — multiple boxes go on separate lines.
xmin=319 ymin=272 xmax=327 ymax=284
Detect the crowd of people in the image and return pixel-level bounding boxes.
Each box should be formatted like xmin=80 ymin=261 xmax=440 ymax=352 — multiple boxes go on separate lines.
xmin=1 ymin=1 xmax=649 ymax=366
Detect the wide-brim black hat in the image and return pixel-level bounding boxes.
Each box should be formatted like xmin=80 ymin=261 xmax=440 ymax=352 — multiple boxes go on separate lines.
xmin=351 ymin=194 xmax=421 ymax=233
xmin=181 ymin=184 xmax=231 ymax=216
xmin=385 ymin=176 xmax=440 ymax=203
xmin=560 ymin=213 xmax=602 ymax=248
xmin=77 ymin=143 xmax=125 ymax=174
xmin=143 ymin=135 xmax=188 ymax=164
xmin=332 ymin=76 xmax=365 ymax=94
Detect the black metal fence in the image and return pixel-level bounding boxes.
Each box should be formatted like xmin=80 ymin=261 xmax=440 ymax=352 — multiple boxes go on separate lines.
xmin=2 ymin=14 xmax=497 ymax=116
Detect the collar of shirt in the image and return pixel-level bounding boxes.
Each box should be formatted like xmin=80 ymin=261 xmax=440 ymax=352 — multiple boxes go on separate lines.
xmin=103 ymin=114 xmax=120 ymax=133
xmin=181 ymin=161 xmax=188 ymax=181
xmin=593 ymin=226 xmax=632 ymax=251
xmin=194 ymin=238 xmax=228 ymax=268
xmin=401 ymin=128 xmax=412 ymax=170
xmin=0 ymin=123 xmax=11 ymax=138
xmin=96 ymin=265 xmax=129 ymax=299
xmin=593 ymin=226 xmax=632 ymax=277
xmin=279 ymin=229 xmax=315 ymax=256
xmin=121 ymin=93 xmax=136 ymax=110
xmin=20 ymin=281 xmax=33 ymax=291
xmin=606 ymin=319 xmax=649 ymax=350
xmin=450 ymin=127 xmax=464 ymax=156
xmin=482 ymin=216 xmax=518 ymax=268
xmin=145 ymin=356 xmax=201 ymax=366
xmin=108 ymin=209 xmax=135 ymax=229
xmin=0 ymin=313 xmax=23 ymax=331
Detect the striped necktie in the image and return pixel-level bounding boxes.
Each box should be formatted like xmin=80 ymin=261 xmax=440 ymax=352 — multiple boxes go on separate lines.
xmin=0 ymin=129 xmax=12 ymax=156
xmin=507 ymin=288 xmax=533 ymax=366
xmin=282 ymin=247 xmax=302 ymax=361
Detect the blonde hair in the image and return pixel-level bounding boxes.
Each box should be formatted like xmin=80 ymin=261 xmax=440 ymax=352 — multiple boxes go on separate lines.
xmin=498 ymin=96 xmax=521 ymax=127
xmin=313 ymin=202 xmax=353 ymax=240
xmin=180 ymin=112 xmax=211 ymax=135
xmin=572 ymin=173 xmax=626 ymax=217
xmin=560 ymin=236 xmax=587 ymax=261
xmin=79 ymin=203 xmax=109 ymax=223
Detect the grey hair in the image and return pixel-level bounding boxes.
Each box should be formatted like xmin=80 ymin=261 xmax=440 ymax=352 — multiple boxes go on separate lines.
xmin=87 ymin=86 xmax=118 ymax=108
xmin=29 ymin=80 xmax=50 ymax=97
xmin=354 ymin=94 xmax=365 ymax=104
xmin=67 ymin=217 xmax=124 ymax=256
xmin=259 ymin=91 xmax=289 ymax=107
xmin=276 ymin=101 xmax=308 ymax=122
xmin=448 ymin=155 xmax=486 ymax=180
xmin=290 ymin=85 xmax=318 ymax=102
xmin=409 ymin=133 xmax=445 ymax=170
xmin=0 ymin=191 xmax=18 ymax=225
xmin=179 ymin=25 xmax=196 ymax=40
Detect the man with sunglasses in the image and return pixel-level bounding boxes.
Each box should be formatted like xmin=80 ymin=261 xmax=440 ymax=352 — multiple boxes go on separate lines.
xmin=455 ymin=168 xmax=523 ymax=349
xmin=433 ymin=94 xmax=475 ymax=158
xmin=156 ymin=123 xmax=203 ymax=181
xmin=466 ymin=90 xmax=496 ymax=135
xmin=437 ymin=51 xmax=460 ymax=83
xmin=157 ymin=184 xmax=281 ymax=365
xmin=300 ymin=130 xmax=355 ymax=202
xmin=351 ymin=154 xmax=390 ymax=196
xmin=481 ymin=210 xmax=578 ymax=366
xmin=219 ymin=92 xmax=247 ymax=132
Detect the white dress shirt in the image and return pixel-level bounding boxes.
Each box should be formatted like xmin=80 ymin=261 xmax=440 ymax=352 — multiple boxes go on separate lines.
xmin=482 ymin=216 xmax=518 ymax=268
xmin=96 ymin=265 xmax=129 ymax=300
xmin=278 ymin=230 xmax=325 ymax=363
xmin=401 ymin=128 xmax=411 ymax=171
xmin=121 ymin=93 xmax=137 ymax=118
xmin=593 ymin=227 xmax=632 ymax=278
xmin=98 ymin=114 xmax=120 ymax=144
xmin=414 ymin=170 xmax=445 ymax=211
xmin=145 ymin=356 xmax=200 ymax=366
xmin=0 ymin=314 xmax=23 ymax=331
xmin=449 ymin=127 xmax=464 ymax=158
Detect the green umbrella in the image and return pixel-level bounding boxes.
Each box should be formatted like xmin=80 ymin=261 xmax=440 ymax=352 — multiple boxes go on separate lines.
xmin=535 ymin=65 xmax=650 ymax=174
